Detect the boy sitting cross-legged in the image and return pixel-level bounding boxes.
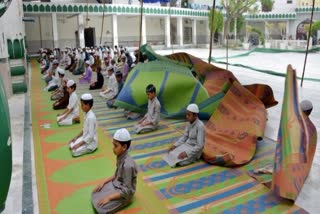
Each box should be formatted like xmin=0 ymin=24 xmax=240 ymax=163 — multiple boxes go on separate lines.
xmin=68 ymin=93 xmax=98 ymax=157
xmin=57 ymin=80 xmax=80 ymax=126
xmin=91 ymin=128 xmax=138 ymax=214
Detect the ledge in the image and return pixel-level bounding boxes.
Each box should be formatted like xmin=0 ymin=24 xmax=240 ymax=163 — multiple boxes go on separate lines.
xmin=245 ymin=12 xmax=297 ymax=20
xmin=22 ymin=2 xmax=209 ymax=18
xmin=295 ymin=6 xmax=320 ymax=13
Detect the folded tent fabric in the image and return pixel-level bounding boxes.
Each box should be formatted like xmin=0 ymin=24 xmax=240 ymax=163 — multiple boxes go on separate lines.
xmin=114 ymin=60 xmax=226 ymax=119
xmin=271 ymin=65 xmax=317 ymax=201
xmin=202 ymin=81 xmax=267 ymax=166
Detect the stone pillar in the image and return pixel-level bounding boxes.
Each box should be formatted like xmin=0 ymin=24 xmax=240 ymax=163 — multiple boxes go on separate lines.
xmin=112 ymin=14 xmax=118 ymax=47
xmin=78 ymin=14 xmax=85 ymax=48
xmin=141 ymin=15 xmax=147 ymax=45
xmin=164 ymin=16 xmax=171 ymax=48
xmin=192 ymin=19 xmax=197 ymax=45
xmin=52 ymin=13 xmax=59 ymax=48
xmin=206 ymin=19 xmax=210 ymax=44
xmin=286 ymin=20 xmax=290 ymax=40
xmin=177 ymin=16 xmax=183 ymax=46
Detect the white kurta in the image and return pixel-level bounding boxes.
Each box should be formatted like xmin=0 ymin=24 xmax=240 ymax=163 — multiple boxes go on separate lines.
xmin=69 ymin=110 xmax=98 ymax=157
xmin=163 ymin=118 xmax=205 ymax=167
xmin=134 ymin=96 xmax=161 ymax=134
xmin=57 ymin=91 xmax=79 ymax=126
xmin=99 ymin=73 xmax=118 ymax=100
xmin=45 ymin=67 xmax=62 ymax=90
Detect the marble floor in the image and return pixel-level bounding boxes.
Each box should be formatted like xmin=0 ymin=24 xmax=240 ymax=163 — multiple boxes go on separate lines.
xmin=3 ymin=48 xmax=320 ymax=213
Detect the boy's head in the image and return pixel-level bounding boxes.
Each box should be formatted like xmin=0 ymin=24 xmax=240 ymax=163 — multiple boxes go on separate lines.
xmin=146 ymin=84 xmax=156 ymax=100
xmin=107 ymin=66 xmax=114 ymax=75
xmin=80 ymin=93 xmax=94 ymax=112
xmin=112 ymin=128 xmax=131 ymax=156
xmin=300 ymin=100 xmax=313 ymax=116
xmin=66 ymin=79 xmax=76 ymax=94
xmin=186 ymin=103 xmax=199 ymax=123
xmin=85 ymin=60 xmax=90 ymax=67
xmin=121 ymin=54 xmax=126 ymax=62
xmin=57 ymin=68 xmax=65 ymax=78
xmin=115 ymin=70 xmax=123 ymax=82
xmin=52 ymin=60 xmax=59 ymax=68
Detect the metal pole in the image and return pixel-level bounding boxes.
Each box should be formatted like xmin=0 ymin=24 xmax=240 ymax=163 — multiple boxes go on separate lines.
xmin=208 ymin=0 xmax=216 ymax=64
xmin=301 ymin=0 xmax=315 ymax=87
xmin=38 ymin=16 xmax=43 ymax=48
xmin=99 ymin=0 xmax=106 ymax=45
xmin=138 ymin=0 xmax=144 ymax=63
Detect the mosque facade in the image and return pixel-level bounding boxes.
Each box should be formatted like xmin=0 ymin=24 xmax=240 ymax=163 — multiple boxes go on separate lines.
xmin=1 ymin=0 xmax=320 ymax=98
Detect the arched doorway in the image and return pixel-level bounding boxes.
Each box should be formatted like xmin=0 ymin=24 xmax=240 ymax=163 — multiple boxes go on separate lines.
xmin=296 ymin=19 xmax=316 ymax=44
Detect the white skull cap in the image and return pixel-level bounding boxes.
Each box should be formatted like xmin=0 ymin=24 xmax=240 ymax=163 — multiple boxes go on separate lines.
xmin=113 ymin=128 xmax=131 ymax=142
xmin=57 ymin=68 xmax=65 ymax=75
xmin=67 ymin=79 xmax=75 ymax=88
xmin=300 ymin=100 xmax=313 ymax=111
xmin=187 ymin=103 xmax=199 ymax=113
xmin=81 ymin=93 xmax=93 ymax=100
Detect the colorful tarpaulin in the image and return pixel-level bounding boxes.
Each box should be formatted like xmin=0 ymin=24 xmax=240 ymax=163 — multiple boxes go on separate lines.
xmin=202 ymin=81 xmax=267 ymax=166
xmin=141 ymin=44 xmax=239 ymax=96
xmin=272 ymin=65 xmax=317 ymax=201
xmin=114 ymin=61 xmax=227 ymax=119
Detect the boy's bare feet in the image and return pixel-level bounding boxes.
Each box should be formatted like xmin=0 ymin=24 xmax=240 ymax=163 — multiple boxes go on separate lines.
xmin=73 ymin=116 xmax=80 ymax=124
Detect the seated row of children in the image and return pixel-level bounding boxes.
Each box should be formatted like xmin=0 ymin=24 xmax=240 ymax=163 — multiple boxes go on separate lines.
xmin=39 ymin=53 xmax=204 ymax=213
xmin=55 ymin=80 xmax=203 ymax=210
xmin=53 ymin=88 xmax=137 ymax=213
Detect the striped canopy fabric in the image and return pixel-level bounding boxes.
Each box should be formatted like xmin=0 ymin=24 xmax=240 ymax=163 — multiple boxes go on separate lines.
xmin=272 ymin=65 xmax=317 ymax=201
xmin=202 ymin=81 xmax=267 ymax=166
xmin=115 ymin=61 xmax=227 ymax=120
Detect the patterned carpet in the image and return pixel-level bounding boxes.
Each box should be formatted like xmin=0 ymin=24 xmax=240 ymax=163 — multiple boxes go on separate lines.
xmin=30 ymin=60 xmax=306 ymax=213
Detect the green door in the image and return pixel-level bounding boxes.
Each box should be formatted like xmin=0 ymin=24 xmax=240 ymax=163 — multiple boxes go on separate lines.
xmin=0 ymin=75 xmax=12 ymax=212
xmin=13 ymin=39 xmax=22 ymax=59
xmin=7 ymin=39 xmax=14 ymax=59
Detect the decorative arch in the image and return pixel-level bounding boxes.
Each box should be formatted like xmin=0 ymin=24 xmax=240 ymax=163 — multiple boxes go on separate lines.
xmin=51 ymin=5 xmax=56 ymax=12
xmin=27 ymin=5 xmax=33 ymax=12
xmin=45 ymin=5 xmax=51 ymax=12
xmin=94 ymin=6 xmax=98 ymax=13
xmin=33 ymin=5 xmax=39 ymax=12
xmin=39 ymin=5 xmax=45 ymax=12
xmin=296 ymin=19 xmax=315 ymax=40
xmin=62 ymin=5 xmax=68 ymax=12
xmin=57 ymin=5 xmax=62 ymax=12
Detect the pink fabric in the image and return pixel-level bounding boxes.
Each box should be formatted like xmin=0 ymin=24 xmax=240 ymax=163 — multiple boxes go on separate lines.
xmin=79 ymin=66 xmax=92 ymax=84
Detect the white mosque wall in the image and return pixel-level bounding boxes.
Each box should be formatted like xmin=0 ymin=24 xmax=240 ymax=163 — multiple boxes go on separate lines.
xmin=273 ymin=0 xmax=297 ymax=13
xmin=24 ymin=13 xmax=165 ymax=50
xmin=0 ymin=0 xmax=25 ymax=40
xmin=0 ymin=0 xmax=25 ymax=97
xmin=117 ymin=15 xmax=141 ymax=46
xmin=196 ymin=19 xmax=209 ymax=44
xmin=25 ymin=14 xmax=54 ymax=53
xmin=57 ymin=15 xmax=79 ymax=48
xmin=291 ymin=13 xmax=320 ymax=39
xmin=146 ymin=16 xmax=165 ymax=45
